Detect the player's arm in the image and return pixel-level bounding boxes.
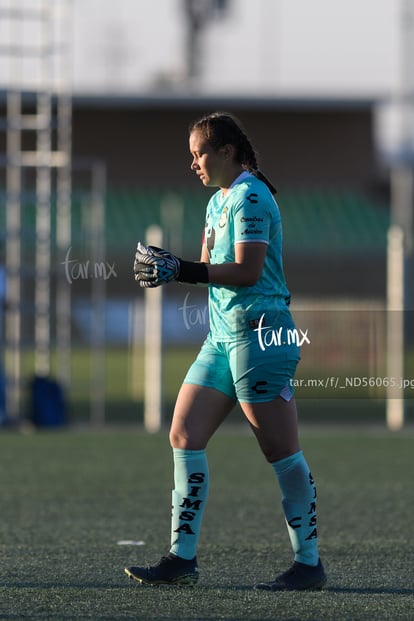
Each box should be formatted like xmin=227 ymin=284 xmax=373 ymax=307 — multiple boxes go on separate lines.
xmin=206 ymin=242 xmax=266 ymax=287
xmin=200 ymin=243 xmax=209 ymax=263
xmin=134 ymin=241 xmax=267 ymax=288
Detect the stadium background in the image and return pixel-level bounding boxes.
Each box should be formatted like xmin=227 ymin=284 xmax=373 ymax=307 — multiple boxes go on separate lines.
xmin=0 ymin=0 xmax=413 ymax=428
xmin=2 ymin=7 xmax=414 ymax=620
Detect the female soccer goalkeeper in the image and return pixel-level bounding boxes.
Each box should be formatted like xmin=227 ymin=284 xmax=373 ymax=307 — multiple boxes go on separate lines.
xmin=125 ymin=111 xmax=326 ymax=591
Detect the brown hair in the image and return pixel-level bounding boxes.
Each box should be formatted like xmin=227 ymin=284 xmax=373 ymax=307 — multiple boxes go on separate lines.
xmin=189 ymin=111 xmax=277 ymax=194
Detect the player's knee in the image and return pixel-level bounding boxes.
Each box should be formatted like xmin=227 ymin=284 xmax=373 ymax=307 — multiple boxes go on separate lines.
xmin=267 ymin=447 xmax=302 ymax=463
xmin=169 ymin=426 xmax=190 ymax=449
xmin=262 ymin=447 xmax=281 ymax=463
xmin=169 ymin=425 xmax=180 ymax=448
xmin=169 ymin=427 xmax=208 ymax=450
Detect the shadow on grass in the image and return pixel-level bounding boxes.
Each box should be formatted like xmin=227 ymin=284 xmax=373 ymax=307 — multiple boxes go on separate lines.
xmin=0 ymin=581 xmax=129 ymax=590
xmin=2 ymin=580 xmax=413 ymax=596
xmin=325 ymin=586 xmax=414 ymax=595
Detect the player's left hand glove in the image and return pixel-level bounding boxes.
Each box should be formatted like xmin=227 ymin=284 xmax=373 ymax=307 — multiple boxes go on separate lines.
xmin=134 ymin=242 xmax=180 ymax=288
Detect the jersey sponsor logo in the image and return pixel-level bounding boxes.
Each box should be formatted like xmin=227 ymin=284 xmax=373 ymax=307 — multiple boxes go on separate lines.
xmin=246 ymin=192 xmax=259 ymax=204
xmin=240 ymin=228 xmax=264 ymax=236
xmin=240 ymin=216 xmax=263 ymax=223
xmin=239 ymin=215 xmax=264 ymax=237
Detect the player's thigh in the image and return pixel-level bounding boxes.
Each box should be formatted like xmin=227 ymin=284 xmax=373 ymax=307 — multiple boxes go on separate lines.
xmin=240 ymin=397 xmax=301 ymax=463
xmin=169 ymin=336 xmax=237 ymax=450
xmin=170 ymin=383 xmax=235 ymax=450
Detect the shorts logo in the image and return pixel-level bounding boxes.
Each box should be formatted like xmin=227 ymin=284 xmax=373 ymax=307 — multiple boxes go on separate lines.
xmin=251 ymin=380 xmax=268 ymax=394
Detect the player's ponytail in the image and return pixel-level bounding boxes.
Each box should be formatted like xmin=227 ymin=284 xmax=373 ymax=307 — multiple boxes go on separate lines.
xmin=249 ymin=169 xmax=277 ymax=195
xmin=189 ymin=112 xmax=277 ymax=195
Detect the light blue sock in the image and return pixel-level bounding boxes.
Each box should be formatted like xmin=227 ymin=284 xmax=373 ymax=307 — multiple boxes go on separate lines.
xmin=272 ymin=450 xmax=319 ymax=566
xmin=170 ymin=448 xmax=209 ymax=560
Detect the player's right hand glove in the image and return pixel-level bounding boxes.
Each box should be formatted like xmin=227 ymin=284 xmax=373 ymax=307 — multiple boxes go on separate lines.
xmin=133 ymin=242 xmax=180 ymax=288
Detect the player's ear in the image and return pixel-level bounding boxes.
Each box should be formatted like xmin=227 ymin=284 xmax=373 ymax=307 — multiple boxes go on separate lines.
xmin=220 ymin=143 xmax=236 ymax=160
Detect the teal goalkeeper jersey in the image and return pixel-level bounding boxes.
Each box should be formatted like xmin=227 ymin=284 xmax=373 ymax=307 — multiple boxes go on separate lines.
xmin=204 ymin=172 xmax=292 ymax=341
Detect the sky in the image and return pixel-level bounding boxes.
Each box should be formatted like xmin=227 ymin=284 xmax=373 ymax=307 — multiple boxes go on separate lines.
xmin=276 ymin=0 xmax=400 ymax=95
xmin=0 ymin=0 xmax=411 ymax=154
xmin=69 ymin=0 xmax=402 ymax=98
xmin=70 ymin=0 xmax=408 ymax=155
xmin=0 ymin=0 xmax=403 ymax=96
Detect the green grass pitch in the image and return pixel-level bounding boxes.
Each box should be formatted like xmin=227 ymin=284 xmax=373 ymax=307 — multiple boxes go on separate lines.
xmin=0 ymin=427 xmax=413 ymax=620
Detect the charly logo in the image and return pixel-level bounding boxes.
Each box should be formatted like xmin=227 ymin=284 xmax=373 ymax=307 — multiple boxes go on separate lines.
xmin=62 ymin=247 xmax=117 ymax=284
xmin=254 ymin=313 xmax=310 ymax=351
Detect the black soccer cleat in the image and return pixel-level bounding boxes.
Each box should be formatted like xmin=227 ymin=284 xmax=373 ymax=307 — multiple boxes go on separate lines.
xmin=124 ymin=553 xmax=199 ymax=587
xmin=255 ymin=559 xmax=327 ymax=591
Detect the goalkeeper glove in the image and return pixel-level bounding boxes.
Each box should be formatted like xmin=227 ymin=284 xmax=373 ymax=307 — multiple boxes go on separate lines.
xmin=134 ymin=242 xmax=209 ymax=288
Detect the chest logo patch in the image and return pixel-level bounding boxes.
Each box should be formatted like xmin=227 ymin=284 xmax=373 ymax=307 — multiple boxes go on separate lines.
xmin=219 ymin=207 xmax=228 ymax=228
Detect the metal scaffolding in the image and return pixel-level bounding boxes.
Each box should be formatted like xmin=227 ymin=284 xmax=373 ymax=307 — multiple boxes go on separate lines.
xmin=1 ymin=0 xmax=73 ymax=420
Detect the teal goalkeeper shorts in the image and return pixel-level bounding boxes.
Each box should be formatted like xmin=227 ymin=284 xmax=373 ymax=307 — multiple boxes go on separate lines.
xmin=183 ymin=331 xmax=301 ymax=404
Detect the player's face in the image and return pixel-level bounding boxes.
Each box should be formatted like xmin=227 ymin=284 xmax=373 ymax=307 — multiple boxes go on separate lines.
xmin=189 ymin=130 xmax=229 ymax=188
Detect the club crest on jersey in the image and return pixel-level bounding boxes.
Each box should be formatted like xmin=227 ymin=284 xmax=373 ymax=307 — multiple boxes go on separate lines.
xmin=219 ymin=207 xmax=228 ymax=228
